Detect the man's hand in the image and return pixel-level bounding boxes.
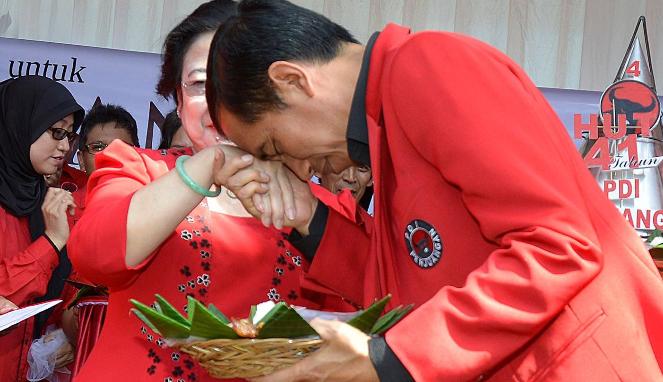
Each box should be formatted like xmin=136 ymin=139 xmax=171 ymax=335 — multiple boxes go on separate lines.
xmin=251 ymin=319 xmax=379 ymax=382
xmin=221 ymin=157 xmax=318 ymax=232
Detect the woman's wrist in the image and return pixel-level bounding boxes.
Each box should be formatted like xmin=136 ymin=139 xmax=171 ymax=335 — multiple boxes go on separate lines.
xmin=182 ymin=147 xmax=218 ymax=189
xmin=43 ymin=232 xmax=66 ymax=251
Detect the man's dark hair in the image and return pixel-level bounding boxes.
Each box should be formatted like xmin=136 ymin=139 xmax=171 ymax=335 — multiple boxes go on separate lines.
xmin=156 ymin=0 xmax=237 ymax=102
xmin=78 ymin=104 xmax=140 ymax=150
xmin=207 ymin=0 xmax=358 ymax=125
xmin=158 ymin=109 xmax=183 ymax=149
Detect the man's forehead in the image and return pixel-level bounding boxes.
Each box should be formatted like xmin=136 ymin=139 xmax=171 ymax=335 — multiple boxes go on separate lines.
xmin=219 ymin=108 xmax=266 ymax=154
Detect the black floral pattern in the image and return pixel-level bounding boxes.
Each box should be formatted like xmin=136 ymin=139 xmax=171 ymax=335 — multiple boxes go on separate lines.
xmin=172 ymin=366 xmax=184 ymax=376
xmin=196 ymin=274 xmax=210 ymax=287
xmin=267 ymin=288 xmax=281 ymax=302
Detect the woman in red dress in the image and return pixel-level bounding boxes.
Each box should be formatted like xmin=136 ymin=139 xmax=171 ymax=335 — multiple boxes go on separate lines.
xmin=0 ymin=75 xmax=84 ymax=381
xmin=68 ymin=2 xmax=347 ymax=381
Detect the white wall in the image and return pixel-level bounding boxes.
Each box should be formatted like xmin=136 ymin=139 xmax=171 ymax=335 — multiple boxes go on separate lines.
xmin=1 ymin=0 xmax=662 ymax=91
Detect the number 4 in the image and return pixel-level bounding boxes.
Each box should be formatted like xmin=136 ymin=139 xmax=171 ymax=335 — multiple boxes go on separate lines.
xmin=626 ymin=61 xmax=641 ymax=77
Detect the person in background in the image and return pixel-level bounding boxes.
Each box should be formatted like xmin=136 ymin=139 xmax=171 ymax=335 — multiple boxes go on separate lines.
xmin=207 ymin=0 xmax=663 ymax=380
xmin=68 ymin=1 xmax=349 ymax=381
xmin=317 ymin=164 xmax=373 ymax=210
xmin=63 ymin=104 xmax=141 ymax=225
xmin=0 ymin=75 xmax=83 ymax=382
xmin=158 ymin=109 xmax=193 ymax=149
xmin=77 ymin=104 xmax=140 ymax=177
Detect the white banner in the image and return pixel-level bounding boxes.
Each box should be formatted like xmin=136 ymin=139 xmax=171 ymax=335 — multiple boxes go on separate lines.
xmin=0 ymin=37 xmax=173 ymax=164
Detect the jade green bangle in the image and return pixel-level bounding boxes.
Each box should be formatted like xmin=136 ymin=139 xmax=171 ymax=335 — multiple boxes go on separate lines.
xmin=175 ymin=155 xmax=222 ymax=197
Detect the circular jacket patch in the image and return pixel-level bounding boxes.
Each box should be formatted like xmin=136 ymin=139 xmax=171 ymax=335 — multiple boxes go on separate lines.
xmin=404 ymin=219 xmax=442 ymax=269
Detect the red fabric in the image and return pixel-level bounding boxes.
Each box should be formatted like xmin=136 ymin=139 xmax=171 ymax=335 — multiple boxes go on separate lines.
xmin=71 ymin=296 xmax=107 ymax=377
xmin=305 ymin=25 xmax=663 ymax=381
xmin=68 ymin=143 xmax=333 ymax=382
xmin=0 ymin=209 xmax=59 ymax=381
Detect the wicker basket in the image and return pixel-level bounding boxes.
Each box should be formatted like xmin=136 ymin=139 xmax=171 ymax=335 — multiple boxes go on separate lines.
xmin=178 ymin=337 xmax=323 ymax=379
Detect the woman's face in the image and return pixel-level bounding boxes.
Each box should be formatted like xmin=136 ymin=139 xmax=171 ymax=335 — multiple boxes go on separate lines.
xmin=30 ymin=114 xmax=74 ymax=175
xmin=177 ymin=31 xmax=220 ymax=151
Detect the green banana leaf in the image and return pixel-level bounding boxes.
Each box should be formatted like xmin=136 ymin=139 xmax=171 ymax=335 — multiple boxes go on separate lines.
xmin=347 ymin=295 xmax=392 ymax=333
xmin=130 ymin=294 xmax=411 ymax=340
xmin=249 ymin=304 xmax=257 ymax=322
xmin=370 ymin=304 xmax=414 ymax=335
xmin=187 ymin=296 xmax=239 ymax=339
xmin=256 ymin=302 xmax=318 ymax=339
xmin=130 ymin=299 xmax=191 ymax=338
xmin=154 ymin=294 xmax=189 ymax=327
xmin=207 ymin=303 xmax=230 ymax=324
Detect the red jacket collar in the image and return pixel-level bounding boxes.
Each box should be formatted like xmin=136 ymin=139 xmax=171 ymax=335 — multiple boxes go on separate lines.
xmin=365 ymin=23 xmax=411 ymax=124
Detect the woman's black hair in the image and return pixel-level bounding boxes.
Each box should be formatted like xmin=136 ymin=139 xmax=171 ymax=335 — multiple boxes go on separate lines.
xmin=156 ymin=0 xmax=237 ymax=103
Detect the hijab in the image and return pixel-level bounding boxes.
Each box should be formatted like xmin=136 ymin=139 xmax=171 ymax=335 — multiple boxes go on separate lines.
xmin=0 ymin=75 xmax=84 ymax=335
xmin=0 ymin=75 xmax=84 ymax=216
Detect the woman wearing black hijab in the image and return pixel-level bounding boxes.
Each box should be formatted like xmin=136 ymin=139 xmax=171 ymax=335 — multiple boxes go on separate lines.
xmin=0 ymin=75 xmax=83 ymax=381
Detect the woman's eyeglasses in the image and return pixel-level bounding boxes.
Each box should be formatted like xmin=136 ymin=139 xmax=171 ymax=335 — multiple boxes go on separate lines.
xmin=49 ymin=127 xmax=78 ymax=142
xmin=181 ymin=80 xmax=206 ymax=97
xmin=83 ymin=141 xmax=109 ymax=154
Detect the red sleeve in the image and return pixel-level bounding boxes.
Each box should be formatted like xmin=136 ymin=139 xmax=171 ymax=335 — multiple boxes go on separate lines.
xmin=0 ymin=235 xmax=58 ymax=306
xmin=68 ymin=141 xmax=174 ymax=291
xmin=384 ymin=33 xmax=602 ymax=380
xmin=301 ymin=184 xmax=374 ymax=307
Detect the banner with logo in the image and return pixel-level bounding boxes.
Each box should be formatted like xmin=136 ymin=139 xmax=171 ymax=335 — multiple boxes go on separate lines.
xmin=0 ymin=37 xmax=173 ymax=164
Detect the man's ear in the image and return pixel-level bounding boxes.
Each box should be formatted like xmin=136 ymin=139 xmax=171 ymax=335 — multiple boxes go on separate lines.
xmin=367 ymin=176 xmax=374 ymax=188
xmin=267 ymin=61 xmax=315 ymax=101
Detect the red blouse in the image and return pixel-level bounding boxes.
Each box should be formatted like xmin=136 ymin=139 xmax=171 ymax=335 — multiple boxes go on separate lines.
xmin=69 ymin=142 xmax=324 ymax=382
xmin=0 ymin=207 xmax=59 ymax=381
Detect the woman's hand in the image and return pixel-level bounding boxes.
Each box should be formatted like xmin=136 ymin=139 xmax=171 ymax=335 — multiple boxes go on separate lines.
xmin=61 ymin=307 xmax=80 ymax=344
xmin=0 ymin=296 xmax=18 ymax=314
xmin=42 ymin=188 xmax=76 ymax=250
xmin=43 ymin=330 xmax=74 ymax=368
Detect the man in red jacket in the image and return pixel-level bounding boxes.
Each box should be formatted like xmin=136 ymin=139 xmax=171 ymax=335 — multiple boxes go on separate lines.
xmin=208 ymin=0 xmax=663 ymax=380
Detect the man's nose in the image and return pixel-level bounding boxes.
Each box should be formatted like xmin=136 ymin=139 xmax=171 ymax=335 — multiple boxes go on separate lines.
xmin=342 ymin=167 xmax=357 ymax=183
